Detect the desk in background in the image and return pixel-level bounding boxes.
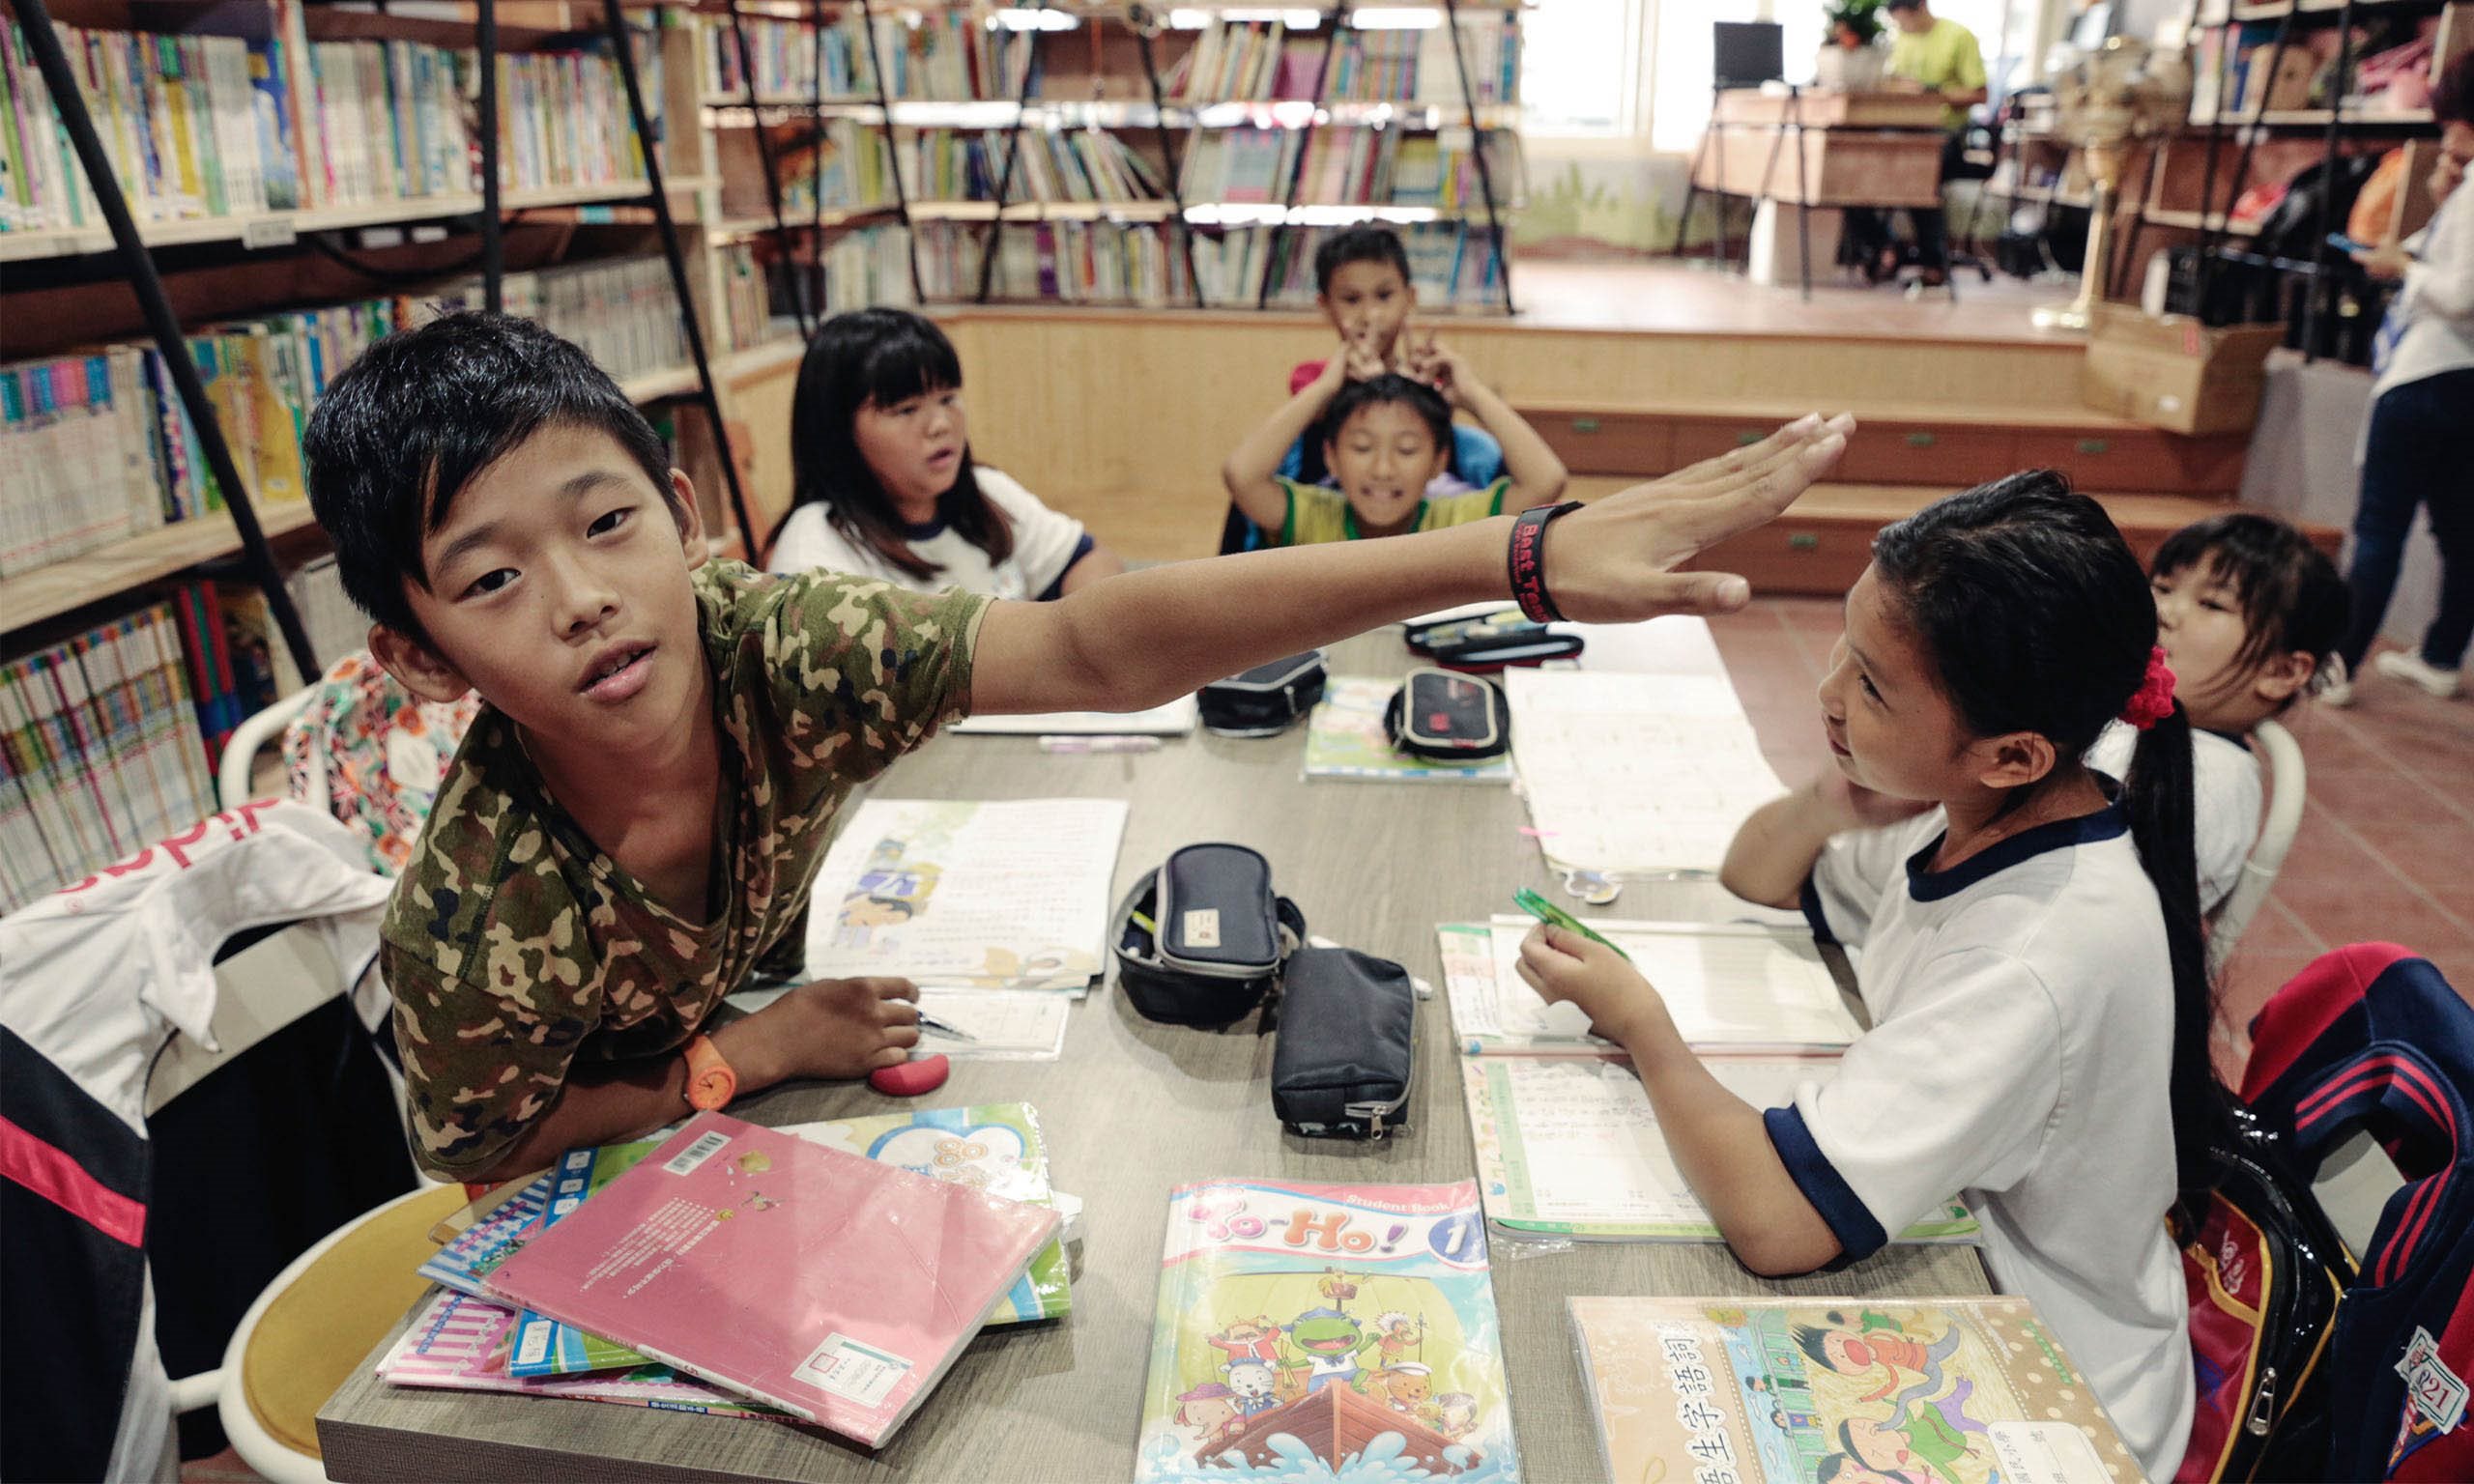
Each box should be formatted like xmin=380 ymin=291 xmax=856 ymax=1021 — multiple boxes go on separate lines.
xmin=316 ymin=621 xmax=1989 ymax=1483
xmin=1684 ymin=88 xmax=1952 ymax=298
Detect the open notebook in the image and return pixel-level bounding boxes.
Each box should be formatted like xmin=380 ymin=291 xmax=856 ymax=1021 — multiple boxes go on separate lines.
xmin=1442 ymin=922 xmax=1975 ymax=1245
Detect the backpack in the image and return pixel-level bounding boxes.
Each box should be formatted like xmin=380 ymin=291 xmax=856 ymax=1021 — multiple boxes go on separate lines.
xmin=2179 ymin=945 xmax=2474 ymax=1482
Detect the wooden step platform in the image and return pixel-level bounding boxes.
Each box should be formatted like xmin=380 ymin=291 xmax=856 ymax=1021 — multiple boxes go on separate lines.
xmin=1568 ymin=477 xmax=2342 ymax=598
xmin=1524 ymin=398 xmax=2251 ymax=497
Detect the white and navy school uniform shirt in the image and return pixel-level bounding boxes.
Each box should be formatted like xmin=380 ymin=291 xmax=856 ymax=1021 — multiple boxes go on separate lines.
xmin=769 ymin=466 xmax=1094 ymax=601
xmin=1782 ymin=799 xmax=2196 ymax=1481
xmin=2086 ymin=721 xmax=2262 ymax=915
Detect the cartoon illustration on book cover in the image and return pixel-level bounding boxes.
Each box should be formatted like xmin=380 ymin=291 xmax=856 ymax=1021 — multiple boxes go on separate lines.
xmin=1136 ymin=1180 xmax=1520 ymax=1484
xmin=1569 ymin=1297 xmax=2143 ymax=1484
xmin=831 ymin=836 xmax=942 ymax=951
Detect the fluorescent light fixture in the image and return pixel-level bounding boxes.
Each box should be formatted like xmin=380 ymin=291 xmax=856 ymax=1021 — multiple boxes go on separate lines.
xmin=986 ymin=8 xmax=1079 ymax=30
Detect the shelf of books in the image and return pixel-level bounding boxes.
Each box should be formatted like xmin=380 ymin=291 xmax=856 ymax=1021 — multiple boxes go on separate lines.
xmin=695 ymin=2 xmax=1526 ymax=314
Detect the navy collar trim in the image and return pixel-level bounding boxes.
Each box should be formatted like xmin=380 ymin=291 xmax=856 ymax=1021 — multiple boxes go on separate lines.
xmin=2202 ymin=726 xmax=2252 ymax=751
xmin=1904 ymin=797 xmax=2130 ymax=902
xmin=900 ymin=516 xmax=947 ymax=540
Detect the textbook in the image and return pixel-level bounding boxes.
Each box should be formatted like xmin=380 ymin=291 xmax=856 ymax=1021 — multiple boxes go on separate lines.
xmin=377 ymin=1288 xmax=785 ymax=1418
xmin=483 ymin=1112 xmax=1058 ymax=1445
xmin=1568 ymin=1296 xmax=2140 ymax=1483
xmin=1135 ymin=1179 xmax=1520 ymax=1483
xmin=501 ymin=1103 xmax=1076 ymax=1378
xmin=417 ymin=1169 xmax=554 ymax=1298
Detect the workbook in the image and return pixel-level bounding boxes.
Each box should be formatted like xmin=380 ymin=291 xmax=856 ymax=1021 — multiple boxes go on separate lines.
xmin=1505 ymin=669 xmax=1786 ymax=875
xmin=500 ymin=1103 xmax=1076 ymax=1378
xmin=802 ymin=798 xmax=1128 ymax=992
xmin=484 ymin=1112 xmax=1059 ymax=1446
xmin=1302 ymin=675 xmax=1512 ymax=784
xmin=1568 ymin=1296 xmax=2139 ymax=1483
xmin=1460 ymin=1057 xmax=1976 ymax=1244
xmin=377 ymin=1288 xmax=785 ymax=1418
xmin=1441 ymin=924 xmax=1971 ymax=1245
xmin=1134 ymin=1179 xmax=1520 ymax=1483
xmin=1442 ymin=919 xmax=1859 ymax=1054
xmin=417 ymin=1170 xmax=555 ymax=1298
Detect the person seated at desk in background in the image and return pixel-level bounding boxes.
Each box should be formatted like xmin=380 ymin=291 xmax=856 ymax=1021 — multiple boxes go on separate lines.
xmin=1843 ymin=0 xmax=1988 ymax=287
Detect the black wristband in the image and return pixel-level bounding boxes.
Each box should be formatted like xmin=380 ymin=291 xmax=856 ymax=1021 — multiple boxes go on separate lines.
xmin=1508 ymin=500 xmax=1581 ymax=623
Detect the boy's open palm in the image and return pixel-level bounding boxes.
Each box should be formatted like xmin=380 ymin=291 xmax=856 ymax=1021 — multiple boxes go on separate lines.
xmin=755 ymin=976 xmax=923 ymax=1078
xmin=1542 ymin=414 xmax=1853 ymax=622
xmin=1402 ymin=329 xmax=1474 ymax=409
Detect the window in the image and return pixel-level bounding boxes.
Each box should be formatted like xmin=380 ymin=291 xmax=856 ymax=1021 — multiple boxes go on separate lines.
xmin=1519 ymin=0 xmax=1648 ymax=136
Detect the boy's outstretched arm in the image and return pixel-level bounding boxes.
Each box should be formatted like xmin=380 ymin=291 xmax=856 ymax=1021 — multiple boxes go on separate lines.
xmin=979 ymin=414 xmax=1852 ymax=715
xmin=1221 ymin=352 xmax=1353 ymax=534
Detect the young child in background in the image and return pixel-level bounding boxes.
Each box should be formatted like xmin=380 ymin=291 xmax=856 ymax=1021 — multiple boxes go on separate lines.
xmin=1280 ymin=226 xmax=1504 ymax=493
xmin=1516 ymin=473 xmax=2213 ymax=1480
xmin=302 ymin=310 xmax=1847 ymax=1184
xmin=1223 ymin=334 xmax=1566 ymax=544
xmin=767 ymin=307 xmax=1126 ymax=599
xmin=2087 ymin=512 xmax=2348 ymax=913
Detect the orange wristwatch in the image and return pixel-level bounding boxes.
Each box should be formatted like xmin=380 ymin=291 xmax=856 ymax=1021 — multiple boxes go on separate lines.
xmin=681 ymin=1033 xmax=736 ymax=1112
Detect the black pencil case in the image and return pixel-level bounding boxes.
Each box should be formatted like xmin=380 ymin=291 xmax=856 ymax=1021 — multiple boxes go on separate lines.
xmin=1271 ymin=947 xmax=1415 ymax=1139
xmin=1197 ymin=651 xmax=1326 ymax=737
xmin=1111 ymin=843 xmax=1304 ymax=1025
xmin=1428 ymin=630 xmax=1585 ymax=672
xmin=1383 ymin=668 xmax=1510 ymax=761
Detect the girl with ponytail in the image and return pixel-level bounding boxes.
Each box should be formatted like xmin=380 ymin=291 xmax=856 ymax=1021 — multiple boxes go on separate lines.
xmin=1515 ymin=471 xmax=2213 ymax=1481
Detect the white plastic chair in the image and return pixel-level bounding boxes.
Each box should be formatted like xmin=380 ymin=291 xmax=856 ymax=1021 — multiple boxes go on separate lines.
xmin=2209 ymin=717 xmax=2305 ymax=974
xmin=217 ymin=688 xmax=318 ymax=811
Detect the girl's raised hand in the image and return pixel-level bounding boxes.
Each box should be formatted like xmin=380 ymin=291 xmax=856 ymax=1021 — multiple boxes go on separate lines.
xmin=1538 ymin=414 xmax=1854 ymax=622
xmin=1514 ymin=924 xmax=1665 ymax=1047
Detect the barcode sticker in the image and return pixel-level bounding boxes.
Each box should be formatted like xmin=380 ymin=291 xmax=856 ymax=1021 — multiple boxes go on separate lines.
xmin=792 ymin=1332 xmax=911 ymax=1409
xmin=664 ymin=1130 xmax=730 ymax=1175
xmin=241 ymin=217 xmax=297 ymax=250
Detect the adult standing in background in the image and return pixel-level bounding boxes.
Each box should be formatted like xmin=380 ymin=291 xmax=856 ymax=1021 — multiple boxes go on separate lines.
xmin=2327 ymin=51 xmax=2474 ymax=705
xmin=1854 ymin=0 xmax=1988 ymax=286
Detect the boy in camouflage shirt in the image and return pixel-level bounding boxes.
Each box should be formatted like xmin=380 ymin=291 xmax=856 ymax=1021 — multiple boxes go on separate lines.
xmin=304 ymin=313 xmax=1847 ymax=1181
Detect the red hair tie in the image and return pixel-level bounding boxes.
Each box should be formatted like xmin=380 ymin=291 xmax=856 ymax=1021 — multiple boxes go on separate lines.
xmin=2120 ymin=644 xmax=2177 ymax=729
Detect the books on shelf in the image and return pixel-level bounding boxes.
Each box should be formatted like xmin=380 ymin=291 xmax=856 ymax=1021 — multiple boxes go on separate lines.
xmin=1168 ymin=19 xmax=1289 ymax=103
xmin=702 ymin=11 xmax=1023 ymax=103
xmin=1133 ymin=1179 xmax=1519 ymax=1481
xmin=0 ymin=6 xmax=664 ymax=240
xmin=1178 ymin=126 xmax=1516 ymax=211
xmin=0 ymin=595 xmax=220 ymax=913
xmin=481 ymin=1111 xmax=1060 ymax=1445
xmin=933 ymin=217 xmax=1195 ymax=306
xmin=1568 ymin=1296 xmax=2140 ymax=1482
xmin=412 ymin=255 xmax=689 ymax=387
xmin=1194 ymin=220 xmax=1505 ymax=309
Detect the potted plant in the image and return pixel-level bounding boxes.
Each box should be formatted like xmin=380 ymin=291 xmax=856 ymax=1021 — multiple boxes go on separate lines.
xmin=1819 ymin=0 xmax=1888 ymax=88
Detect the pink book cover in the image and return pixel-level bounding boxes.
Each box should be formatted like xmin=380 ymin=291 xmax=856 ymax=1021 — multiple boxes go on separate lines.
xmin=481 ymin=1112 xmax=1060 ymax=1446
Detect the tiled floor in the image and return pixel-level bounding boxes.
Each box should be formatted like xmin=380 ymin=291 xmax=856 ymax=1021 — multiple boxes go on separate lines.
xmin=1706 ymin=597 xmax=2474 ymax=1084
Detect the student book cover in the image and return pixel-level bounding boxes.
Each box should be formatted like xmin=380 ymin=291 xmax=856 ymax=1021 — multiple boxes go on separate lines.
xmin=1136 ymin=1179 xmax=1518 ymax=1483
xmin=482 ymin=1111 xmax=1059 ymax=1446
xmin=1567 ymin=1296 xmax=2139 ymax=1484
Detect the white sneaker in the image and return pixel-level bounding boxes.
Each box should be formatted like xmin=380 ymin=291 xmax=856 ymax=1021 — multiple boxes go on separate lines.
xmin=2373 ymin=649 xmax=2465 ymax=699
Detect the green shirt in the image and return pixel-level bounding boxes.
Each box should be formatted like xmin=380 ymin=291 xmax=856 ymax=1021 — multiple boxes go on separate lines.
xmin=1887 ymin=17 xmax=1986 ymax=130
xmin=1276 ymin=475 xmax=1510 ymax=546
xmin=383 ymin=560 xmax=987 ymax=1178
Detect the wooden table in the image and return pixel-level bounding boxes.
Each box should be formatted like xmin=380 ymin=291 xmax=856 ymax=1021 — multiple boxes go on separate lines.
xmin=317 ymin=621 xmax=1989 ymax=1482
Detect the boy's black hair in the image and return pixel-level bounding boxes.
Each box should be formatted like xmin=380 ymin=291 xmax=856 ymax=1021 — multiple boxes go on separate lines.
xmin=1873 ymin=471 xmax=2229 ymax=1213
xmin=302 ymin=311 xmax=678 ymax=649
xmin=2434 ymin=48 xmax=2473 ymax=124
xmin=1313 ymin=224 xmax=1414 ymax=296
xmin=1884 ymin=0 xmax=1926 ymax=12
xmin=1318 ymin=374 xmax=1453 ymax=459
xmin=774 ymin=307 xmax=1010 ymax=582
xmin=2152 ymin=511 xmax=2349 ymax=710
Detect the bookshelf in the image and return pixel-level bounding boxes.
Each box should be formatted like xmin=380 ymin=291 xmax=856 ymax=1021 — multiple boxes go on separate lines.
xmin=692 ymin=1 xmax=1525 ymax=322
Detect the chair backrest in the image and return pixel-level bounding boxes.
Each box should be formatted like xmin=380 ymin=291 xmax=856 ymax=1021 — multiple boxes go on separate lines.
xmin=275 ymin=651 xmax=481 ymax=874
xmin=2209 ymin=717 xmax=2304 ymax=974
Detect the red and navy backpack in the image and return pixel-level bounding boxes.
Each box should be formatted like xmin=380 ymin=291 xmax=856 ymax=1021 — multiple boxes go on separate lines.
xmin=2179 ymin=944 xmax=2474 ymax=1482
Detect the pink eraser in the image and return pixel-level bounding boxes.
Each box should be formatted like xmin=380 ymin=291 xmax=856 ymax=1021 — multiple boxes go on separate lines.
xmin=869 ymin=1053 xmax=951 ymax=1098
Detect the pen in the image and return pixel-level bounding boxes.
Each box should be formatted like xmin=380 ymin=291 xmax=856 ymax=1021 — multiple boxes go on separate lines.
xmin=915 ymin=1011 xmax=978 ymax=1042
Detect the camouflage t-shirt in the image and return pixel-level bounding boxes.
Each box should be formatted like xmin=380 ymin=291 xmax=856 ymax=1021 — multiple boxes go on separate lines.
xmin=382 ymin=560 xmax=988 ymax=1178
